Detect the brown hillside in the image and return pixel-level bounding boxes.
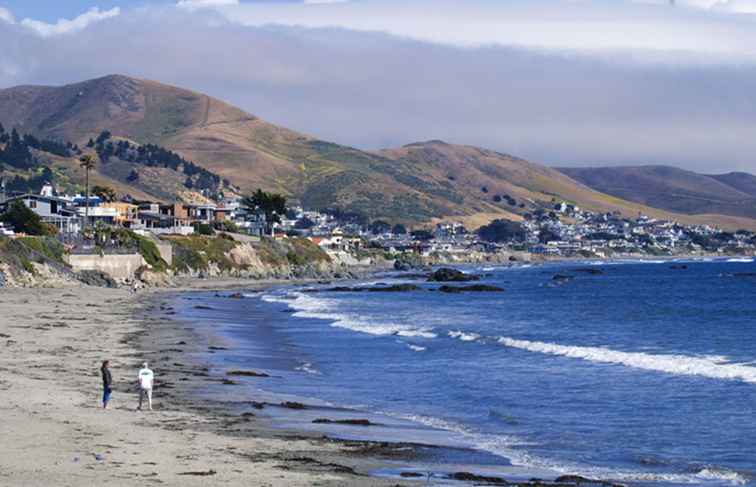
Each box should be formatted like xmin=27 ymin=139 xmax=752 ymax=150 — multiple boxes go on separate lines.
xmin=2 ymin=75 xmax=756 ymax=229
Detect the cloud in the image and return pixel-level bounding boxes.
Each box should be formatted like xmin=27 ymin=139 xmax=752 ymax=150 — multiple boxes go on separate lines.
xmin=176 ymin=0 xmax=240 ymax=11
xmin=1 ymin=3 xmax=756 ymax=173
xmin=19 ymin=7 xmax=120 ymax=37
xmin=188 ymin=0 xmax=756 ymax=59
xmin=0 ymin=7 xmax=14 ymax=24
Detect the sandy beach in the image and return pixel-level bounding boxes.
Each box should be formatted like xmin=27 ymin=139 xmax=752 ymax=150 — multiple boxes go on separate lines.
xmin=0 ymin=283 xmax=420 ymax=487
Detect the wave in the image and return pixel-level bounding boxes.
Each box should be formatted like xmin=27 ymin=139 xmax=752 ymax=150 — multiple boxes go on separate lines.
xmin=262 ymin=291 xmax=437 ymax=339
xmin=449 ymin=330 xmax=482 ymax=342
xmin=407 ymin=344 xmax=427 ymax=352
xmin=295 ymin=361 xmax=321 ymax=375
xmin=498 ymin=337 xmax=756 ymax=384
xmin=726 ymin=258 xmax=754 ymax=263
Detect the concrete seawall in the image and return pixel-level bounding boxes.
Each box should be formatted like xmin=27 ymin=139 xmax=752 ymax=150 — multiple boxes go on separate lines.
xmin=65 ymin=254 xmax=146 ymax=281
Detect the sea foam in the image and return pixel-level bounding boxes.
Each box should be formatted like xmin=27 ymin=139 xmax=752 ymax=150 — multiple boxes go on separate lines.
xmin=264 ymin=291 xmax=437 ymax=339
xmin=498 ymin=337 xmax=756 ymax=384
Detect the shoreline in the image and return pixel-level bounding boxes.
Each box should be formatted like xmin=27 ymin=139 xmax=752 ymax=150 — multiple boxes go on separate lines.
xmin=0 ymin=276 xmax=589 ymax=487
xmin=7 ymin=256 xmax=747 ymax=485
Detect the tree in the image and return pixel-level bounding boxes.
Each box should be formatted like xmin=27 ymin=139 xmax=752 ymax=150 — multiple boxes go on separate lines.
xmin=411 ymin=229 xmax=434 ymax=241
xmin=242 ymin=189 xmax=287 ymax=224
xmin=79 ymin=155 xmax=97 ymax=226
xmin=92 ymin=185 xmax=117 ymax=203
xmin=538 ymin=229 xmax=561 ymax=243
xmin=294 ymin=216 xmax=316 ymax=230
xmin=0 ymin=200 xmax=56 ymax=236
xmin=477 ymin=219 xmax=526 ymax=243
xmin=392 ymin=224 xmax=407 ymax=235
xmin=369 ymin=220 xmax=392 ymax=235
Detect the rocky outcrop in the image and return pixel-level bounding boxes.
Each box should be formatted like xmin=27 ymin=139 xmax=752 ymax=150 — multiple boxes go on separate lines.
xmin=428 ymin=268 xmax=480 ymax=282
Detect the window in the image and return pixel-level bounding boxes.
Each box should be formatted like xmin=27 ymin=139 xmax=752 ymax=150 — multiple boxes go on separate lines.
xmin=28 ymin=200 xmax=37 ymax=209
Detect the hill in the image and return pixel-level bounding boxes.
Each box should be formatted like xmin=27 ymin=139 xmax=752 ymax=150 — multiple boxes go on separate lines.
xmin=3 ymin=74 xmax=756 ymax=229
xmin=558 ymin=166 xmax=756 ymax=221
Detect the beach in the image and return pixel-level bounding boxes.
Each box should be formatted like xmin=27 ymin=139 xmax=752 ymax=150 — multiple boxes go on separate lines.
xmin=0 ymin=282 xmax=424 ymax=487
xmin=3 ymin=258 xmax=755 ymax=487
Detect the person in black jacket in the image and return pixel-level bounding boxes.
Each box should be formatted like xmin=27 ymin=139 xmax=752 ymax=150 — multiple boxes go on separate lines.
xmin=101 ymin=360 xmax=113 ymax=409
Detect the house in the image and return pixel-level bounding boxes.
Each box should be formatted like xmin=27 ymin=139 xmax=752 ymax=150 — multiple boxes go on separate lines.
xmin=100 ymin=202 xmax=139 ymax=226
xmin=0 ymin=193 xmax=81 ymax=233
xmin=0 ymin=222 xmax=14 ymax=236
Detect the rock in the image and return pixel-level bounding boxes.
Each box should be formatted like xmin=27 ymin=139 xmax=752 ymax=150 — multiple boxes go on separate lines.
xmin=670 ymin=264 xmax=688 ymax=270
xmin=571 ymin=267 xmax=604 ymax=275
xmin=281 ymin=401 xmax=307 ymax=410
xmin=194 ymin=305 xmax=214 ymax=310
xmin=228 ymin=292 xmax=245 ymax=299
xmin=554 ymin=474 xmax=623 ymax=486
xmin=400 ymin=472 xmax=425 ymax=478
xmin=0 ymin=271 xmax=6 ymax=288
xmin=312 ymin=418 xmax=374 ymax=426
xmin=367 ymin=284 xmax=421 ymax=292
xmin=449 ymin=472 xmax=507 ymax=484
xmin=221 ymin=379 xmax=238 ymax=385
xmin=552 ymin=274 xmax=573 ymax=281
xmin=76 ymin=270 xmax=117 ymax=288
xmin=316 ymin=284 xmax=422 ymax=293
xmin=428 ymin=268 xmax=480 ymax=282
xmin=394 ymin=261 xmax=412 ymax=272
xmin=226 ymin=370 xmax=270 ymax=377
xmin=438 ymin=285 xmax=504 ymax=293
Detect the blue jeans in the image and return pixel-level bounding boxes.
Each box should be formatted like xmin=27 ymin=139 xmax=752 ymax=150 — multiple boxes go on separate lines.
xmin=103 ymin=387 xmax=112 ymax=406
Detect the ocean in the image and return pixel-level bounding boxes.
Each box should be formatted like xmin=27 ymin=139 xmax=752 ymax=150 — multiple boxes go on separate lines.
xmin=176 ymin=259 xmax=756 ymax=486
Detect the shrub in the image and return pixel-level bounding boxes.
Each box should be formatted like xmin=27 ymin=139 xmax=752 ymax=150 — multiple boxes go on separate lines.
xmin=1 ymin=201 xmax=57 ymax=236
xmin=477 ymin=219 xmax=526 ymax=243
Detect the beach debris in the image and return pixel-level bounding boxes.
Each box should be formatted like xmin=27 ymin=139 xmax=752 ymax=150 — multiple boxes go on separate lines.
xmin=427 ymin=268 xmax=480 ymax=282
xmin=93 ymin=454 xmax=104 ymax=461
xmin=437 ymin=285 xmax=504 ymax=293
xmin=312 ymin=418 xmax=374 ymax=426
xmin=226 ymin=370 xmax=270 ymax=378
xmin=178 ymin=470 xmax=217 ymax=476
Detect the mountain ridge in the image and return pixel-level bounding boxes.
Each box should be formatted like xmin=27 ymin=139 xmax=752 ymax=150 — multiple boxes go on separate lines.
xmin=2 ymin=74 xmax=756 ymax=229
xmin=558 ymin=165 xmax=756 ymax=221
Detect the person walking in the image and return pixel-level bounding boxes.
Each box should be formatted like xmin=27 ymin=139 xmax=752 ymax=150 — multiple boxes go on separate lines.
xmin=137 ymin=362 xmax=154 ymax=411
xmin=101 ymin=360 xmax=113 ymax=409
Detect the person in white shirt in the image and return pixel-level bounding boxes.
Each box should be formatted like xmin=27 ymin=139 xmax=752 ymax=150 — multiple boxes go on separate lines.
xmin=137 ymin=362 xmax=154 ymax=411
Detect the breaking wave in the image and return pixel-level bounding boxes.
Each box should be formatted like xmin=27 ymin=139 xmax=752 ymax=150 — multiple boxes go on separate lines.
xmin=498 ymin=337 xmax=756 ymax=384
xmin=262 ymin=291 xmax=437 ymax=339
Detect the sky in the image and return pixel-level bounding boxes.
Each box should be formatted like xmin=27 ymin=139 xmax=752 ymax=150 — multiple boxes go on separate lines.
xmin=1 ymin=0 xmax=756 ymax=173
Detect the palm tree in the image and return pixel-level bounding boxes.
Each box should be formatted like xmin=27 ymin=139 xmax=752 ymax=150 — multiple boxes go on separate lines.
xmin=79 ymin=155 xmax=97 ymax=227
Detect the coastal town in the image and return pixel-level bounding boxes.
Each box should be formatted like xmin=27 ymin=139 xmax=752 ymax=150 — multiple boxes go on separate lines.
xmin=2 ymin=180 xmax=754 ymax=270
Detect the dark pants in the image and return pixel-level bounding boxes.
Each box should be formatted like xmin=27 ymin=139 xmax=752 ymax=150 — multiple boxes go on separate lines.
xmin=103 ymin=387 xmax=112 ymax=406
